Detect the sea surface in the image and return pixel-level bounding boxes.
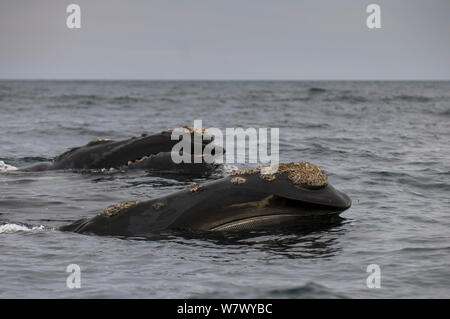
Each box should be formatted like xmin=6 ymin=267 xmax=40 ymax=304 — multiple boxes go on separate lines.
xmin=0 ymin=80 xmax=449 ymax=298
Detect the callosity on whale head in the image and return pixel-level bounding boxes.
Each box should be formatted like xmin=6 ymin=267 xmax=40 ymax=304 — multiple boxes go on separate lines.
xmin=60 ymin=162 xmax=351 ymax=237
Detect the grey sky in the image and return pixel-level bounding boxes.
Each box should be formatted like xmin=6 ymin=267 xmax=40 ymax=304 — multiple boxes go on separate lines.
xmin=0 ymin=0 xmax=449 ymax=80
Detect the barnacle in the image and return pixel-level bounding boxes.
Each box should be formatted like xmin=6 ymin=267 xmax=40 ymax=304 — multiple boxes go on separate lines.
xmin=98 ymin=201 xmax=140 ymax=217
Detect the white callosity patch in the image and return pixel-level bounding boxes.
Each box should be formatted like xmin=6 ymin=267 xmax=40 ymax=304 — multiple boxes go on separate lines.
xmin=230 ymin=162 xmax=328 ymax=187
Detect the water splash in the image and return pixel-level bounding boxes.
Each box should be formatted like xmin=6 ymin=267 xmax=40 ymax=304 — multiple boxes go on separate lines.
xmin=0 ymin=223 xmax=45 ymax=234
xmin=0 ymin=161 xmax=18 ymax=172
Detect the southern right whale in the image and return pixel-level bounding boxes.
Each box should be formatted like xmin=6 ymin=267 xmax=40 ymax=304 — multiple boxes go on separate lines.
xmin=60 ymin=162 xmax=351 ymax=236
xmin=17 ymin=126 xmax=222 ymax=175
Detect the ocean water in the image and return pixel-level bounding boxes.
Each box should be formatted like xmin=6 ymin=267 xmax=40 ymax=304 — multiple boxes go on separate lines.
xmin=0 ymin=80 xmax=449 ymax=298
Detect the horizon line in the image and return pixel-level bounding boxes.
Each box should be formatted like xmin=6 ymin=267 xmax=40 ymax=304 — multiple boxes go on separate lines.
xmin=1 ymin=78 xmax=449 ymax=82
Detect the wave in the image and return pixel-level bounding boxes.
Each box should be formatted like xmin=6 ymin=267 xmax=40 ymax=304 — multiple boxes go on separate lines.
xmin=396 ymin=95 xmax=432 ymax=103
xmin=111 ymin=96 xmax=147 ymax=105
xmin=266 ymin=282 xmax=348 ymax=298
xmin=323 ymin=93 xmax=434 ymax=104
xmin=46 ymin=94 xmax=107 ymax=109
xmin=272 ymin=97 xmax=311 ymax=102
xmin=194 ymin=282 xmax=348 ymax=298
xmin=309 ymin=87 xmax=327 ymax=93
xmin=55 ymin=94 xmax=104 ymax=100
xmin=324 ymin=95 xmax=369 ymax=104
xmin=52 ymin=94 xmax=150 ymax=107
xmin=383 ymin=95 xmax=433 ymax=103
xmin=439 ymin=109 xmax=450 ymax=116
xmin=0 ymin=223 xmax=45 ymax=234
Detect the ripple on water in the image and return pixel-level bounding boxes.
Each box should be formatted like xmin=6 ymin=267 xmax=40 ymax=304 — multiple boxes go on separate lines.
xmin=0 ymin=80 xmax=449 ymax=298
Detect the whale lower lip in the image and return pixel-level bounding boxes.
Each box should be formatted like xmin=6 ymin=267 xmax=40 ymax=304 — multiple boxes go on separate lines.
xmin=210 ymin=214 xmax=313 ymax=231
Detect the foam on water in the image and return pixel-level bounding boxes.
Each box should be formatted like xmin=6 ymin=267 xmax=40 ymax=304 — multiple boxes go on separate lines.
xmin=0 ymin=223 xmax=45 ymax=234
xmin=0 ymin=161 xmax=18 ymax=172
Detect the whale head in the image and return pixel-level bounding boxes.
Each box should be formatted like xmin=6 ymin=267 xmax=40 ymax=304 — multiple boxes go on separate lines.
xmin=60 ymin=161 xmax=351 ymax=237
xmin=51 ymin=128 xmax=219 ymax=170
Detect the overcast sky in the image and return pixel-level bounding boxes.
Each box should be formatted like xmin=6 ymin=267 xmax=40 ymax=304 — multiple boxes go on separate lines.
xmin=0 ymin=0 xmax=449 ymax=80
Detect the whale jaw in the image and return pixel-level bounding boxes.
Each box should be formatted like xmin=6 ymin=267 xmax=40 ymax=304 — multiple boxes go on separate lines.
xmin=175 ymin=195 xmax=348 ymax=232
